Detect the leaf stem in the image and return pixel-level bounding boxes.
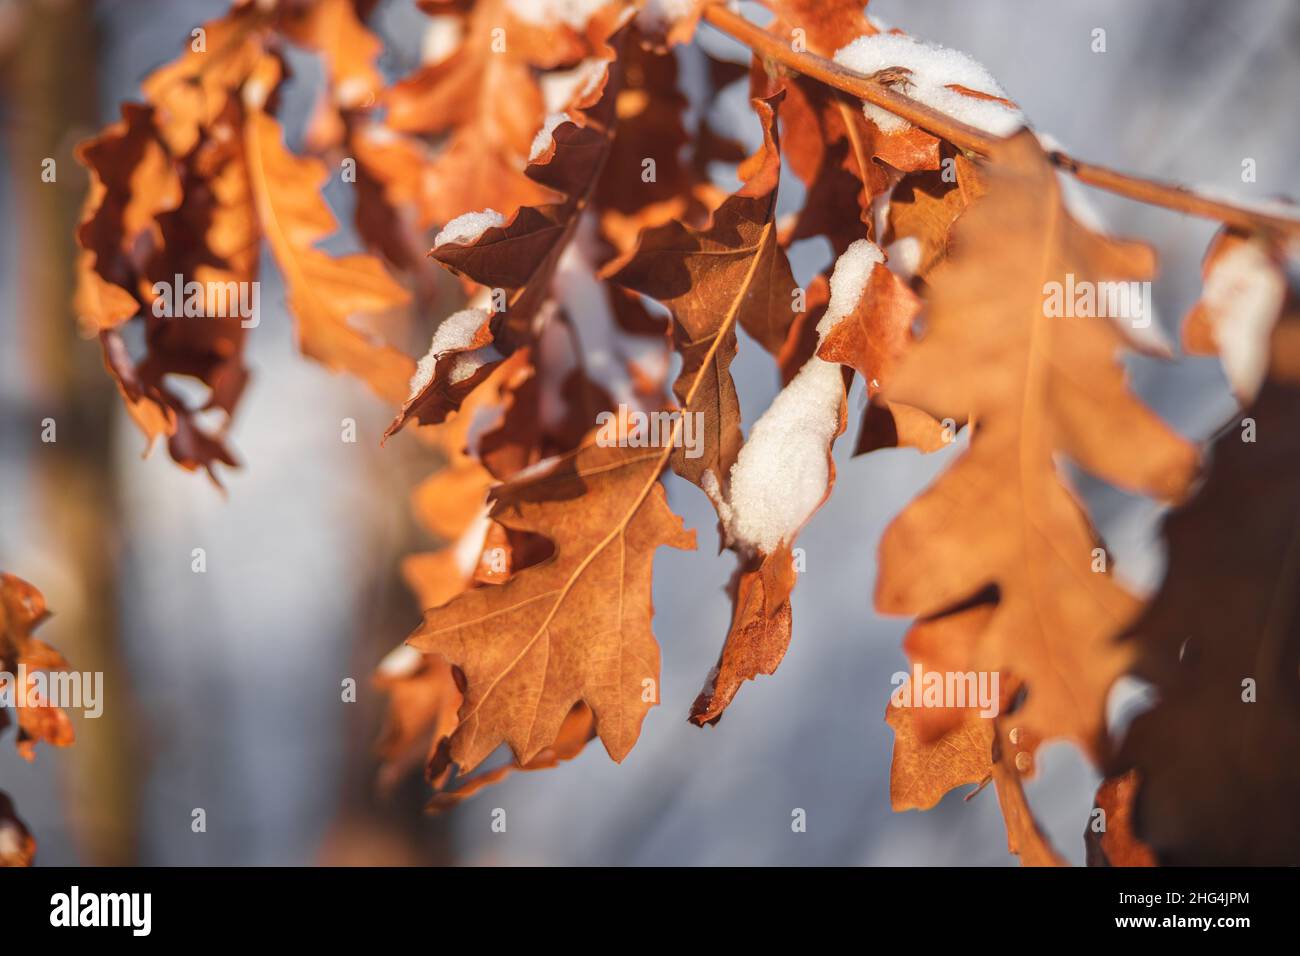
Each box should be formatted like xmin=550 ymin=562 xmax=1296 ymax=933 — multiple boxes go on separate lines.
xmin=702 ymin=3 xmax=1300 ymax=239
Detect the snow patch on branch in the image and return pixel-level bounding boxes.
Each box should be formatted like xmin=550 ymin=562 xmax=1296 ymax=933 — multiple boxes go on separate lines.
xmin=722 ymin=242 xmax=882 ymax=553
xmin=409 ymin=308 xmax=491 ymax=399
xmin=434 ymin=209 xmax=505 ymax=248
xmin=1202 ymin=241 xmax=1286 ymax=400
xmin=833 ymin=33 xmax=1024 ymax=136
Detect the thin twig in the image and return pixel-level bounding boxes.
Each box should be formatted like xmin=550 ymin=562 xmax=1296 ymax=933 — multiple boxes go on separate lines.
xmin=702 ymin=3 xmax=1300 ymax=239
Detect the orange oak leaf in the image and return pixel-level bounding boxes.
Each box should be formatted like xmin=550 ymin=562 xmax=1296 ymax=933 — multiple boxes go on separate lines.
xmin=426 ymin=701 xmax=596 ymax=810
xmin=378 ymin=352 xmax=541 ymax=795
xmin=817 ymin=254 xmax=920 ymax=396
xmin=280 ymin=0 xmax=386 ymax=110
xmin=883 ymin=152 xmax=986 ymax=282
xmin=689 ymin=544 xmax=795 ymax=725
xmin=383 ymin=0 xmax=581 ymax=224
xmin=767 ymin=0 xmax=878 ymax=55
xmin=406 ymin=440 xmax=695 ymax=771
xmin=243 ymin=62 xmax=414 ymax=406
xmin=886 ymin=691 xmax=992 ymax=812
xmin=0 ymin=575 xmax=74 ymax=761
xmin=427 ymin=42 xmax=622 ymax=325
xmin=876 ymin=131 xmax=1199 ymax=762
xmin=374 ymin=650 xmax=463 ymax=793
xmin=140 ymin=5 xmax=267 ymax=157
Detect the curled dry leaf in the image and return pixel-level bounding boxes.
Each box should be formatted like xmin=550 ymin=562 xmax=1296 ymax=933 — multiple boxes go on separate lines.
xmin=877 ymin=131 xmax=1199 ymax=762
xmin=75 ymin=103 xmax=248 ymax=481
xmin=244 ymin=62 xmax=415 ymax=405
xmin=1110 ymin=292 xmax=1300 ymax=864
xmin=386 ymin=36 xmax=627 ymax=438
xmin=0 ymin=576 xmax=73 ymax=866
xmin=76 ymin=1 xmax=408 ymax=481
xmin=613 ymin=93 xmax=822 ymax=722
xmin=384 ymin=0 xmax=628 ymax=224
xmin=849 ymin=151 xmax=987 ymax=456
xmin=426 ymin=701 xmax=596 ymax=810
xmin=0 ymin=574 xmax=75 ymax=761
xmin=991 ymin=716 xmax=1067 ymax=866
xmin=1085 ymin=772 xmax=1156 ymax=867
xmin=611 ymin=93 xmax=796 ymax=498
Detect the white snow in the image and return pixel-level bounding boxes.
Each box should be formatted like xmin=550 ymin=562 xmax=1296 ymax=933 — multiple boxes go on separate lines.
xmin=1192 ymin=185 xmax=1300 ymax=227
xmin=885 ymin=236 xmax=922 ymax=280
xmin=541 ymin=59 xmax=608 ymax=112
xmin=725 ymin=360 xmax=844 ymax=553
xmin=506 ymin=0 xmax=609 ymax=30
xmin=636 ymin=0 xmax=697 ymax=33
xmin=1200 ymin=240 xmax=1286 ymax=400
xmin=420 ymin=14 xmax=464 ymax=65
xmin=377 ymin=643 xmax=423 ymax=678
xmin=553 ymin=214 xmax=645 ymax=409
xmin=833 ymin=33 xmax=1025 ymax=137
xmin=529 ymin=112 xmax=572 ymax=162
xmin=408 ymin=308 xmax=490 ymax=399
xmin=722 ymin=245 xmax=874 ymax=553
xmin=433 ymin=209 xmax=505 ymax=248
xmin=453 ymin=508 xmax=493 ymax=577
xmin=817 ymin=238 xmax=884 ymax=337
xmin=447 ymin=345 xmax=501 ymax=385
xmin=701 ymin=468 xmax=735 ymax=530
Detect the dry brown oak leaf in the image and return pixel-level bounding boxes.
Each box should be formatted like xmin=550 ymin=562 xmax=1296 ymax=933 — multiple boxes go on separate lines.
xmin=612 ymin=92 xmax=796 ymax=501
xmin=876 ymin=130 xmax=1198 ymax=762
xmin=244 ymin=59 xmax=415 ymax=406
xmin=886 ymin=694 xmax=991 ymax=813
xmin=612 ymin=93 xmax=809 ymax=724
xmin=1111 ymin=303 xmax=1300 ymax=865
xmin=1085 ymin=772 xmax=1156 ymax=867
xmin=0 ymin=574 xmax=74 ymax=761
xmin=407 ymin=441 xmax=695 ymax=771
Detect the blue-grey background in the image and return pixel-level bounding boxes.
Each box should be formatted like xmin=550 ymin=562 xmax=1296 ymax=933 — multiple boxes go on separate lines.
xmin=0 ymin=0 xmax=1294 ymax=865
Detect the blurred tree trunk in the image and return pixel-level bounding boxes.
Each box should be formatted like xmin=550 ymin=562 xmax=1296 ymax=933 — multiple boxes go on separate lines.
xmin=2 ymin=0 xmax=140 ymax=864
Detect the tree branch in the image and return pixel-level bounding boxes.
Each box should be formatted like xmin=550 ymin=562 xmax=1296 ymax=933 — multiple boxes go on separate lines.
xmin=702 ymin=2 xmax=1300 ymax=239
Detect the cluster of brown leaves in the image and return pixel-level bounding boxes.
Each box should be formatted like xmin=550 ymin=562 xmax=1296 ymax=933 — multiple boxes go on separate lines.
xmin=75 ymin=0 xmax=414 ymax=483
xmin=0 ymin=574 xmax=75 ymax=866
xmin=72 ymin=0 xmax=1300 ymax=864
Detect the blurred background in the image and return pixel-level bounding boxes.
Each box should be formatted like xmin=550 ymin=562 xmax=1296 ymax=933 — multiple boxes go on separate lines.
xmin=0 ymin=0 xmax=1296 ymax=865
